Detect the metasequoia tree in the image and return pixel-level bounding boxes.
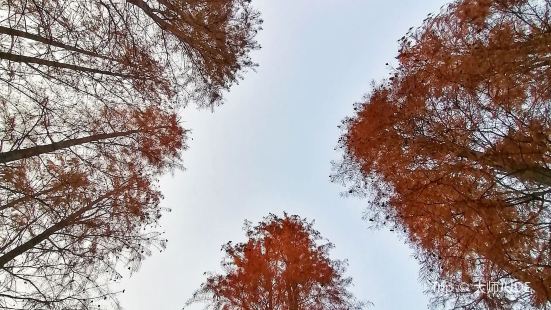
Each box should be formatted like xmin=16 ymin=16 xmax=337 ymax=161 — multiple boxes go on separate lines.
xmin=0 ymin=164 xmax=163 ymax=309
xmin=333 ymin=0 xmax=550 ymax=309
xmin=0 ymin=0 xmax=261 ymax=162
xmin=186 ymin=214 xmax=367 ymax=310
xmin=0 ymin=104 xmax=186 ymax=309
xmin=0 ymin=0 xmax=261 ymax=110
xmin=0 ymin=0 xmax=261 ymax=308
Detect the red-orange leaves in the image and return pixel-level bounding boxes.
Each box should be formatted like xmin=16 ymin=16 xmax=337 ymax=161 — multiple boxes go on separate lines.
xmin=187 ymin=214 xmax=367 ymax=310
xmin=131 ymin=106 xmax=186 ymax=170
xmin=334 ymin=0 xmax=551 ymax=309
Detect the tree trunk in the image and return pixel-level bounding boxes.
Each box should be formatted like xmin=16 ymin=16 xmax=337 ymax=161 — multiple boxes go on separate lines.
xmin=0 ymin=26 xmax=115 ymax=61
xmin=126 ymin=0 xmax=216 ymax=59
xmin=287 ymin=283 xmax=299 ymax=310
xmin=0 ymin=193 xmax=110 ymax=268
xmin=458 ymin=149 xmax=551 ymax=188
xmin=0 ymin=130 xmax=139 ymax=163
xmin=0 ymin=51 xmax=132 ymax=78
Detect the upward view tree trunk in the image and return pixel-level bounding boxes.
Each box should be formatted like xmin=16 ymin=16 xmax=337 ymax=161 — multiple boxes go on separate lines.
xmin=0 ymin=51 xmax=135 ymax=78
xmin=0 ymin=26 xmax=115 ymax=61
xmin=0 ymin=130 xmax=140 ymax=163
xmin=0 ymin=193 xmax=108 ymax=268
xmin=457 ymin=148 xmax=551 ymax=188
xmin=288 ymin=283 xmax=299 ymax=310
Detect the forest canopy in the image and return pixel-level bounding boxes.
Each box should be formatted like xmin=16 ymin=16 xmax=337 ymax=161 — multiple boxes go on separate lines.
xmin=0 ymin=1 xmax=261 ymax=309
xmin=333 ymin=0 xmax=551 ymax=309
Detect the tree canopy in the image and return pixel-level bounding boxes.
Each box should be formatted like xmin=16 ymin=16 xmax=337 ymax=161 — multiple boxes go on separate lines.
xmin=187 ymin=214 xmax=367 ymax=310
xmin=333 ymin=0 xmax=551 ymax=309
xmin=0 ymin=0 xmax=261 ymax=308
xmin=0 ymin=0 xmax=261 ymax=110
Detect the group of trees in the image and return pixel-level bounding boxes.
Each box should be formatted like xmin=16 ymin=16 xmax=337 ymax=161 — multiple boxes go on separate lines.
xmin=0 ymin=1 xmax=365 ymax=309
xmin=2 ymin=0 xmax=549 ymax=309
xmin=0 ymin=0 xmax=261 ymax=308
xmin=333 ymin=0 xmax=551 ymax=309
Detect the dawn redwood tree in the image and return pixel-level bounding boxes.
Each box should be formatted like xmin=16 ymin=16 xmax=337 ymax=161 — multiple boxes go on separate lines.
xmin=333 ymin=0 xmax=550 ymax=309
xmin=0 ymin=104 xmax=185 ymax=309
xmin=0 ymin=0 xmax=261 ymax=308
xmin=0 ymin=164 xmax=167 ymax=309
xmin=186 ymin=214 xmax=367 ymax=310
xmin=0 ymin=0 xmax=260 ymax=222
xmin=0 ymin=0 xmax=261 ymax=110
xmin=0 ymin=0 xmax=261 ymax=167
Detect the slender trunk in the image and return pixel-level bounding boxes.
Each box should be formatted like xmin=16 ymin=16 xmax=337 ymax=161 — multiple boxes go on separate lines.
xmin=126 ymin=0 xmax=215 ymax=58
xmin=0 ymin=26 xmax=116 ymax=61
xmin=0 ymin=130 xmax=139 ymax=163
xmin=126 ymin=0 xmax=182 ymax=36
xmin=0 ymin=194 xmax=109 ymax=268
xmin=267 ymin=281 xmax=274 ymax=310
xmin=0 ymin=51 xmax=133 ymax=79
xmin=458 ymin=149 xmax=551 ymax=187
xmin=286 ymin=282 xmax=299 ymax=310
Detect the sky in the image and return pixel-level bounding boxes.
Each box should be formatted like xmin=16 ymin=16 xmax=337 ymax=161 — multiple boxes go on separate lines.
xmin=118 ymin=1 xmax=450 ymax=309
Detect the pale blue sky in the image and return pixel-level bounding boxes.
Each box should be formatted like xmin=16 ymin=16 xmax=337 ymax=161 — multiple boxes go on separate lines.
xmin=118 ymin=1 xmax=450 ymax=309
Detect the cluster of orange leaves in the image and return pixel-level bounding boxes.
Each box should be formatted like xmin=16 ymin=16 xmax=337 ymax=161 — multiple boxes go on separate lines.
xmin=339 ymin=0 xmax=551 ymax=308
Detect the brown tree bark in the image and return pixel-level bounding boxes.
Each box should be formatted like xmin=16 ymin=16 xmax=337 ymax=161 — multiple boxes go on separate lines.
xmin=0 ymin=193 xmax=110 ymax=268
xmin=0 ymin=51 xmax=133 ymax=78
xmin=0 ymin=130 xmax=139 ymax=163
xmin=0 ymin=26 xmax=115 ymax=61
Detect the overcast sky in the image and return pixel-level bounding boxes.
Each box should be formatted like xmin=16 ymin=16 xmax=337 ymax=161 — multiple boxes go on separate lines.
xmin=118 ymin=1 xmax=450 ymax=309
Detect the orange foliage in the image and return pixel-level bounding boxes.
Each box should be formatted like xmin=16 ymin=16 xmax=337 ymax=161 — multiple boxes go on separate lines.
xmin=187 ymin=214 xmax=367 ymax=310
xmin=0 ymin=0 xmax=262 ymax=308
xmin=335 ymin=0 xmax=551 ymax=309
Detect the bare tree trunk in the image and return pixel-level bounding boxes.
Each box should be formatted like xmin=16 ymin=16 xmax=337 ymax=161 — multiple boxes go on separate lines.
xmin=0 ymin=26 xmax=115 ymax=61
xmin=0 ymin=194 xmax=110 ymax=268
xmin=0 ymin=51 xmax=133 ymax=78
xmin=0 ymin=130 xmax=139 ymax=163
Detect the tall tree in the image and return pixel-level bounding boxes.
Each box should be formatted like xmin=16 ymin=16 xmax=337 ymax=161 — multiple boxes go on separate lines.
xmin=0 ymin=0 xmax=261 ymax=308
xmin=333 ymin=0 xmax=551 ymax=309
xmin=186 ymin=214 xmax=367 ymax=310
xmin=0 ymin=166 xmax=163 ymax=309
xmin=0 ymin=105 xmax=185 ymax=309
xmin=0 ymin=0 xmax=261 ymax=110
xmin=0 ymin=0 xmax=262 ymax=161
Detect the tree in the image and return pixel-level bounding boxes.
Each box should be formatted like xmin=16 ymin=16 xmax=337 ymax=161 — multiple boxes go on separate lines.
xmin=0 ymin=104 xmax=185 ymax=309
xmin=0 ymin=0 xmax=261 ymax=169
xmin=0 ymin=167 xmax=163 ymax=309
xmin=333 ymin=0 xmax=550 ymax=309
xmin=0 ymin=0 xmax=261 ymax=308
xmin=0 ymin=0 xmax=262 ymax=110
xmin=186 ymin=214 xmax=367 ymax=310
